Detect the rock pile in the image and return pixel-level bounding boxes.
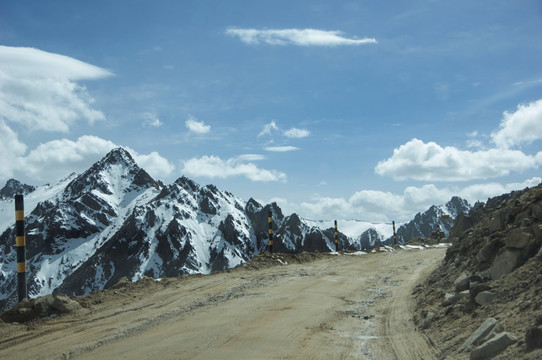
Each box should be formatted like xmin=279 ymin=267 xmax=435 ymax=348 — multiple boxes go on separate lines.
xmin=413 ymin=182 xmax=542 ymax=359
xmin=0 ymin=294 xmax=82 ymax=323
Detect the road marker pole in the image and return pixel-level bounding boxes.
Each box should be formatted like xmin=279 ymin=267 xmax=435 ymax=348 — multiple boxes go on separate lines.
xmin=15 ymin=194 xmax=27 ymax=302
xmin=268 ymin=210 xmax=273 ymax=253
xmin=334 ymin=220 xmax=338 ymax=252
xmin=392 ymin=221 xmax=397 ymax=246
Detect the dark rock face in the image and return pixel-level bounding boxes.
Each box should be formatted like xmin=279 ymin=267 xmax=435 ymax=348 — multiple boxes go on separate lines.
xmin=387 ymin=197 xmax=471 ymax=244
xmin=359 ymin=228 xmax=383 ymax=250
xmin=0 ymin=179 xmax=36 ymax=199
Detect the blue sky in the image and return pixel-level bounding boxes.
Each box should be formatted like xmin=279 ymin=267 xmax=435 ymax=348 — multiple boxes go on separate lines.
xmin=1 ymin=1 xmax=541 ymax=222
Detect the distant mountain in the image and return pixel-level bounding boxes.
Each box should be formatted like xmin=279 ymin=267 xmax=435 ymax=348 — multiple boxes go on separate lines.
xmin=0 ymin=179 xmax=36 ymax=200
xmin=0 ymin=148 xmax=471 ymax=311
xmin=385 ymin=196 xmax=471 ymax=245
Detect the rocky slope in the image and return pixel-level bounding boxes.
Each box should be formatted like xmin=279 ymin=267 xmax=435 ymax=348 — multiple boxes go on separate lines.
xmin=413 ymin=182 xmax=542 ymax=359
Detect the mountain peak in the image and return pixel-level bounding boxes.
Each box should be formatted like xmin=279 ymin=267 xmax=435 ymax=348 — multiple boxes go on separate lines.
xmin=64 ymin=147 xmax=157 ymax=198
xmin=0 ymin=179 xmax=36 ymax=199
xmin=101 ymin=147 xmax=137 ymax=167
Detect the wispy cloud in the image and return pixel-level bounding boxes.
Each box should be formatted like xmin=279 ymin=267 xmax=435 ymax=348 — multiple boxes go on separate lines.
xmin=226 ymin=28 xmax=377 ymax=47
xmin=265 ymin=146 xmax=300 ymax=152
xmin=258 ymin=120 xmax=279 ymax=137
xmin=185 ymin=115 xmax=211 ymax=134
xmin=284 ymin=128 xmax=310 ymax=138
xmin=181 ymin=155 xmax=286 ymax=182
xmin=0 ymin=46 xmax=112 ymax=133
xmin=142 ymin=112 xmax=163 ymax=128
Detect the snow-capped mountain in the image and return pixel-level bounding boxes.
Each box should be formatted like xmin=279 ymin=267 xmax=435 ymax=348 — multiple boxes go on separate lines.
xmin=385 ymin=196 xmax=471 ymax=245
xmin=0 ymin=148 xmax=471 ymax=311
xmin=306 ymin=197 xmax=471 ymax=249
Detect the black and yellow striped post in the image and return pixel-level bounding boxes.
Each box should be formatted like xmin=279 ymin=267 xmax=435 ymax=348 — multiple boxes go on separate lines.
xmin=334 ymin=220 xmax=338 ymax=252
xmin=268 ymin=210 xmax=273 ymax=253
xmin=392 ymin=221 xmax=397 ymax=246
xmin=15 ymin=194 xmax=27 ymax=302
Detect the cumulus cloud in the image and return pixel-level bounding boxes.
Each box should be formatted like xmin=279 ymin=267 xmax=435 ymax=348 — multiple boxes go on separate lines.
xmin=226 ymin=28 xmax=377 ymax=47
xmin=375 ymin=138 xmax=541 ymax=181
xmin=185 ymin=115 xmax=211 ymax=134
xmin=181 ymin=155 xmax=286 ymax=182
xmin=295 ymin=177 xmax=542 ymax=222
xmin=284 ymin=128 xmax=310 ymax=138
xmin=130 ymin=150 xmax=175 ymax=179
xmin=265 ymin=146 xmax=300 ymax=152
xmin=491 ymin=99 xmax=542 ymax=149
xmin=0 ymin=46 xmax=112 ymax=132
xmin=0 ymin=132 xmax=175 ymax=185
xmin=375 ymin=99 xmax=542 ymax=182
xmin=0 ymin=120 xmax=27 ymax=179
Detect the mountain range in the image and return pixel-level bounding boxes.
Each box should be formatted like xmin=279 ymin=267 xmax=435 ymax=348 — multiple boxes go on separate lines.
xmin=0 ymin=148 xmax=471 ymax=311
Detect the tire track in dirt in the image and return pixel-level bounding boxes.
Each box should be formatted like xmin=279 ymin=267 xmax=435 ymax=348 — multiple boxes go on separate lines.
xmin=370 ymin=254 xmax=442 ymax=359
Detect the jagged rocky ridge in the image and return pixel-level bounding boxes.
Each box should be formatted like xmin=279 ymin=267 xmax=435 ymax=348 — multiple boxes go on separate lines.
xmin=0 ymin=148 xmax=469 ymax=311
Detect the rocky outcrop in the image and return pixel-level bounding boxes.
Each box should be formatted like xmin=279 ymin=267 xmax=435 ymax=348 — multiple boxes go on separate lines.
xmin=413 ymin=182 xmax=542 ymax=360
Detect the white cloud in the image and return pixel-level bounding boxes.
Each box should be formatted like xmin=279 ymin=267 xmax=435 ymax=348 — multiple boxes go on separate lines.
xmin=0 ymin=120 xmax=27 ymax=179
xmin=181 ymin=155 xmax=286 ymax=182
xmin=0 ymin=129 xmax=175 ymax=184
xmin=142 ymin=112 xmax=163 ymax=128
xmin=226 ymin=28 xmax=377 ymax=47
xmin=130 ymin=150 xmax=175 ymax=179
xmin=23 ymin=135 xmax=118 ymax=181
xmin=265 ymin=146 xmax=300 ymax=152
xmin=491 ymin=99 xmax=542 ymax=149
xmin=0 ymin=46 xmax=112 ymax=133
xmin=284 ymin=128 xmax=310 ymax=138
xmin=258 ymin=120 xmax=279 ymax=137
xmin=294 ymin=177 xmax=542 ymax=222
xmin=236 ymin=154 xmax=267 ymax=162
xmin=375 ymin=138 xmax=541 ymax=181
xmin=185 ymin=115 xmax=211 ymax=134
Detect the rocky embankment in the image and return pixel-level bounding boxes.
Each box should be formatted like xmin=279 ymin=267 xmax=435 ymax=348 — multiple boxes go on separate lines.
xmin=413 ymin=183 xmax=542 ymax=359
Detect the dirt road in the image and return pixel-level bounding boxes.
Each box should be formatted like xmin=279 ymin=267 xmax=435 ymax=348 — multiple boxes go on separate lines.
xmin=0 ymin=247 xmax=445 ymax=359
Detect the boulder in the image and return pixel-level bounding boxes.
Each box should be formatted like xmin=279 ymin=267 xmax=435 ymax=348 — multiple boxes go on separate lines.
xmin=526 ymin=326 xmax=542 ymax=350
xmin=34 ymin=294 xmax=56 ymax=316
xmin=51 ymin=295 xmax=81 ymax=313
xmin=532 ymin=204 xmax=542 ymax=221
xmin=505 ymin=228 xmax=533 ymax=249
xmin=442 ymin=292 xmax=460 ymax=307
xmin=474 ymin=291 xmax=496 ymax=306
xmin=487 ymin=216 xmax=503 ymax=232
xmin=454 ymin=273 xmax=470 ymax=292
xmin=470 ymin=332 xmax=517 ymax=360
xmin=489 ymin=248 xmax=522 ymax=280
xmin=459 ymin=318 xmax=502 ymax=352
xmin=469 ymin=283 xmax=491 ymax=301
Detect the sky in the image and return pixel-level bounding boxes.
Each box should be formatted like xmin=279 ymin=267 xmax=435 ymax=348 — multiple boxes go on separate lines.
xmin=0 ymin=0 xmax=541 ymax=223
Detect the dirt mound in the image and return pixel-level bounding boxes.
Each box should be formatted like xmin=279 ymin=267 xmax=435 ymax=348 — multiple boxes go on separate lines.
xmin=233 ymin=251 xmax=325 ymax=271
xmin=413 ymin=182 xmax=542 ymax=359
